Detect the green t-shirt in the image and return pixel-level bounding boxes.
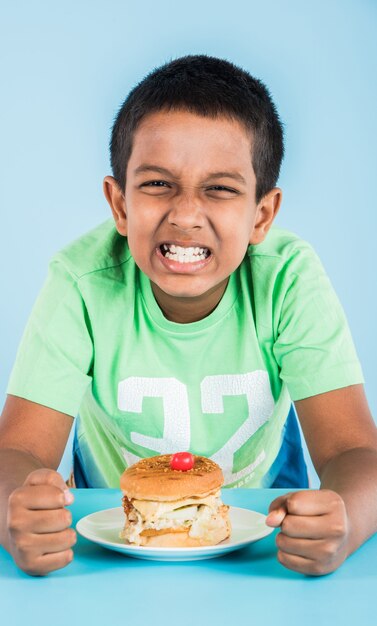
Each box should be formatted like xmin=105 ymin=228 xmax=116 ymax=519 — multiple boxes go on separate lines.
xmin=7 ymin=219 xmax=364 ymax=488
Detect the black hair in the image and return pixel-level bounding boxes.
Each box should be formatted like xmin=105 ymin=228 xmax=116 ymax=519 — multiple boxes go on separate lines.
xmin=110 ymin=55 xmax=284 ymax=203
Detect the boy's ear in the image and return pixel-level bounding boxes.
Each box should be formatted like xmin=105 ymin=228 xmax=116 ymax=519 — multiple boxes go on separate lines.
xmin=249 ymin=187 xmax=282 ymax=245
xmin=103 ymin=176 xmax=128 ymax=236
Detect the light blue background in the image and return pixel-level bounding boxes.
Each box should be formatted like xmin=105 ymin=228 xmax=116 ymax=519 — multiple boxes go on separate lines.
xmin=1 ymin=0 xmax=376 ymax=487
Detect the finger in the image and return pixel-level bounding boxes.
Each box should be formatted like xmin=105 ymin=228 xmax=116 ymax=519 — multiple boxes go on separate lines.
xmin=277 ymin=533 xmax=337 ymax=561
xmin=266 ymin=493 xmax=292 ymax=527
xmin=24 ymin=469 xmax=74 ymax=506
xmin=10 ymin=485 xmax=72 ymax=511
xmin=34 ymin=528 xmax=77 ymax=554
xmin=280 ymin=513 xmax=333 ymax=539
xmin=266 ymin=507 xmax=287 ymax=527
xmin=24 ymin=549 xmax=74 ymax=576
xmin=16 ymin=507 xmax=73 ymax=534
xmin=277 ymin=550 xmax=324 ymax=576
xmin=25 ymin=468 xmax=67 ymax=491
xmin=268 ymin=493 xmax=292 ymax=514
xmin=284 ymin=490 xmax=342 ymax=517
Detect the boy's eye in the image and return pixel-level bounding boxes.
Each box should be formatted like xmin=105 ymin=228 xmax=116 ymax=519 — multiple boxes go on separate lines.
xmin=141 ymin=180 xmax=170 ymax=188
xmin=139 ymin=180 xmax=173 ymax=195
xmin=208 ymin=185 xmax=237 ymax=193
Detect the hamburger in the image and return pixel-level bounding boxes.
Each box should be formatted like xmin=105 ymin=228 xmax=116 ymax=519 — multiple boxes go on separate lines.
xmin=119 ymin=453 xmax=231 ymax=547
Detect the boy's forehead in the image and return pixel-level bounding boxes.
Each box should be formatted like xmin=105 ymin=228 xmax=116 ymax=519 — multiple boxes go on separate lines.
xmin=129 ymin=109 xmax=255 ymax=178
xmin=134 ymin=108 xmax=253 ymax=144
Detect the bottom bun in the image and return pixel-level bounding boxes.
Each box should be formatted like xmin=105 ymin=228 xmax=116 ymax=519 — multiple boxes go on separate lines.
xmin=138 ymin=520 xmax=231 ymax=548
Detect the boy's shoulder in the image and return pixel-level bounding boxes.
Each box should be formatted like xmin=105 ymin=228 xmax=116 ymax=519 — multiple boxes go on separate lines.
xmin=246 ymin=225 xmax=323 ymax=289
xmin=52 ymin=219 xmax=131 ymax=279
xmin=247 ymin=225 xmax=316 ymax=262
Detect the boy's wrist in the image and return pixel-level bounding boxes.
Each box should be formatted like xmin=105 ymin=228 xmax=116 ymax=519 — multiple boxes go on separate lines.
xmin=319 ymin=447 xmax=377 ymax=557
xmin=0 ymin=448 xmax=43 ymax=551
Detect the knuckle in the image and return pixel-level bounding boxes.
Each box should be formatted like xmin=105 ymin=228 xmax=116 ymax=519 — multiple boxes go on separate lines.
xmin=309 ymin=561 xmax=325 ymax=576
xmin=19 ymin=552 xmax=38 ymax=573
xmin=65 ymin=510 xmax=73 ymax=526
xmin=7 ymin=513 xmax=22 ymax=534
xmin=277 ymin=549 xmax=286 ymax=564
xmin=45 ymin=471 xmax=59 ymax=486
xmin=15 ymin=535 xmax=32 ymax=555
xmin=51 ymin=490 xmax=65 ymax=508
xmin=21 ymin=564 xmax=39 ymax=576
xmin=323 ymin=489 xmax=343 ymax=508
xmin=331 ymin=498 xmax=343 ymax=512
xmin=59 ymin=527 xmax=74 ymax=544
xmin=281 ymin=517 xmax=291 ymax=534
xmin=67 ymin=528 xmax=77 ymax=545
xmin=25 ymin=468 xmax=51 ymax=486
xmin=23 ymin=560 xmax=48 ymax=577
xmin=54 ymin=549 xmax=74 ymax=569
xmin=330 ymin=520 xmax=346 ymax=538
xmin=321 ymin=541 xmax=338 ymax=560
xmin=275 ymin=532 xmax=284 ymax=548
xmin=65 ymin=549 xmax=74 ymax=564
xmin=58 ymin=508 xmax=69 ymax=526
xmin=311 ymin=561 xmax=330 ymax=576
xmin=8 ymin=487 xmax=24 ymax=508
xmin=286 ymin=492 xmax=302 ymax=513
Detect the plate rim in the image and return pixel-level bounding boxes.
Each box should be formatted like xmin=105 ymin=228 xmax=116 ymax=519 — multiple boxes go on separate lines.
xmin=76 ymin=505 xmax=273 ymax=553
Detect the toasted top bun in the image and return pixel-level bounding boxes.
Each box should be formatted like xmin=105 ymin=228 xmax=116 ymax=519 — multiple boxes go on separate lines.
xmin=120 ymin=454 xmax=224 ymax=501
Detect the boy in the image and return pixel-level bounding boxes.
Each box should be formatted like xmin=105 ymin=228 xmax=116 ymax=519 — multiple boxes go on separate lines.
xmin=1 ymin=55 xmax=376 ymax=577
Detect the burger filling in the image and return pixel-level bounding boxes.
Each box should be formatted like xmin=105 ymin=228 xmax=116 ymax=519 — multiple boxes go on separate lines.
xmin=120 ymin=491 xmax=229 ymax=545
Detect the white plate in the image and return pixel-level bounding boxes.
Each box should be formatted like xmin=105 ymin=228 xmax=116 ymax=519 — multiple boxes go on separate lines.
xmin=76 ymin=506 xmax=274 ymax=561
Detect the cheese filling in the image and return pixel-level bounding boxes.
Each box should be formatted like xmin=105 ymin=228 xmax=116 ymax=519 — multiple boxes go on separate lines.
xmin=120 ymin=491 xmax=226 ymax=545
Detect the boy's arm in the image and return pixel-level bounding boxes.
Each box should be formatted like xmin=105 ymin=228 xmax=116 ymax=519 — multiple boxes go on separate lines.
xmin=0 ymin=395 xmax=76 ymax=574
xmin=266 ymin=384 xmax=377 ymax=575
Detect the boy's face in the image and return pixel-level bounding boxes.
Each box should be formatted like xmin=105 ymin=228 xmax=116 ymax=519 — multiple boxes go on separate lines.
xmin=104 ymin=110 xmax=281 ymax=322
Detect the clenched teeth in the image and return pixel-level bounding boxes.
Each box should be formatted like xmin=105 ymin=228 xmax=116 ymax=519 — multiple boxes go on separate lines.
xmin=160 ymin=243 xmax=210 ymax=263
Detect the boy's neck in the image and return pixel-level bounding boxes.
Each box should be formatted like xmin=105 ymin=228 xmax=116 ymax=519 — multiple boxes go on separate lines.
xmin=150 ymin=278 xmax=229 ymax=323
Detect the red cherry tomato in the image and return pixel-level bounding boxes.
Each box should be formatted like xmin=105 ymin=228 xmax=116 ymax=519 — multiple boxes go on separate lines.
xmin=170 ymin=452 xmax=195 ymax=471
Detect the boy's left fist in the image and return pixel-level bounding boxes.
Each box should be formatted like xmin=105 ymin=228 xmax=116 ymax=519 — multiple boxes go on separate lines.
xmin=266 ymin=489 xmax=349 ymax=576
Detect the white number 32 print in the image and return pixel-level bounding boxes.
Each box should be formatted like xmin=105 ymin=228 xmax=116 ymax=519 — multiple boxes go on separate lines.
xmin=118 ymin=371 xmax=274 ymax=485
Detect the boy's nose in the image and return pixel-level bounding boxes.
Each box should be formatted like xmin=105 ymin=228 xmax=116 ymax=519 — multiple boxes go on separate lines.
xmin=167 ymin=193 xmax=205 ymax=231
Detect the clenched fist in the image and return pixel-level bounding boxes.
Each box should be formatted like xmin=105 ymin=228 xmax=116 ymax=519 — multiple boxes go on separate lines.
xmin=7 ymin=468 xmax=77 ymax=576
xmin=266 ymin=489 xmax=350 ymax=576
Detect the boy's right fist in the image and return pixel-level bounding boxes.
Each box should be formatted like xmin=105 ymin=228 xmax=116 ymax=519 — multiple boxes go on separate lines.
xmin=6 ymin=468 xmax=77 ymax=576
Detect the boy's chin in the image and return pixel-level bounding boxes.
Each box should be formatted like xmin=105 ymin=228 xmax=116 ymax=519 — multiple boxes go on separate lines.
xmin=155 ymin=284 xmax=212 ymax=300
xmin=153 ymin=276 xmax=224 ymax=300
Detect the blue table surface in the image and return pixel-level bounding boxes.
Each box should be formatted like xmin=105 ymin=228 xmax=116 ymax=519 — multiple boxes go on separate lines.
xmin=1 ymin=488 xmax=376 ymax=626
